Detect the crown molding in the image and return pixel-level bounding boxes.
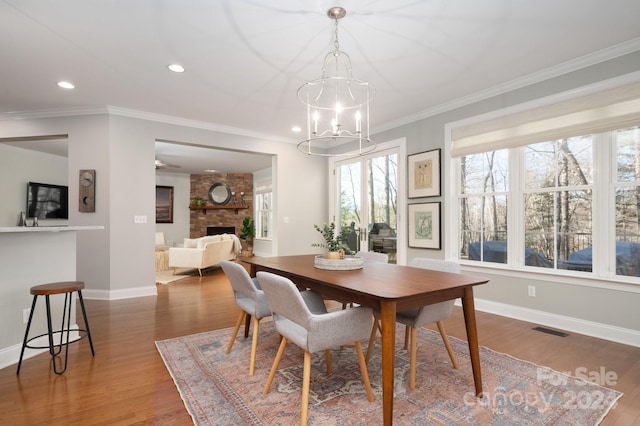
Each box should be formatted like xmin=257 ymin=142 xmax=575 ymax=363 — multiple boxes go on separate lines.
xmin=0 ymin=106 xmax=109 ymax=121
xmin=105 ymin=106 xmax=296 ymax=144
xmin=373 ymin=37 xmax=640 ymax=135
xmin=2 ymin=38 xmax=639 ymax=141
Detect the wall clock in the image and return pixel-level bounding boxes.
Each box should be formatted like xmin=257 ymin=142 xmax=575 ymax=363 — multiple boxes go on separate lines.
xmin=79 ymin=169 xmax=96 ymax=212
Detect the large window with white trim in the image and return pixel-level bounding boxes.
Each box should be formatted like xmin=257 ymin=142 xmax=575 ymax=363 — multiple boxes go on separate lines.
xmin=451 ymin=79 xmax=640 ymax=283
xmin=254 ymin=179 xmax=272 ymax=240
xmin=457 ymin=126 xmax=640 ymax=281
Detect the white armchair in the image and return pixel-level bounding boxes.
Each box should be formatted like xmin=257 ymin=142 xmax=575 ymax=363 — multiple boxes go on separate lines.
xmin=168 ymin=235 xmax=240 ymax=276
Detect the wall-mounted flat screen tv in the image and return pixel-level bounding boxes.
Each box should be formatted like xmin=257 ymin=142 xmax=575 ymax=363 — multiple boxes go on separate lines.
xmin=26 ymin=181 xmax=69 ymax=219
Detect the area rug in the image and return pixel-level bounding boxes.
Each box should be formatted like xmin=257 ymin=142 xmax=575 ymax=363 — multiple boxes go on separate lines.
xmin=156 ymin=268 xmax=198 ymax=284
xmin=156 ymin=322 xmax=622 ymax=425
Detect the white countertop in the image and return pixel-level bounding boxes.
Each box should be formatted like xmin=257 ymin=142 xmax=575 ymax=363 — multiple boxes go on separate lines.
xmin=0 ymin=225 xmax=104 ymax=233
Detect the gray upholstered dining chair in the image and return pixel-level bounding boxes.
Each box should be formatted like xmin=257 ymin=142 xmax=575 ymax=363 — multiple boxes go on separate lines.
xmin=355 ymin=250 xmax=389 ymax=264
xmin=365 ymin=258 xmax=460 ymax=390
xmin=257 ymin=271 xmax=374 ymax=426
xmin=220 ymin=260 xmax=271 ymax=376
xmin=338 ymin=250 xmax=389 ymax=310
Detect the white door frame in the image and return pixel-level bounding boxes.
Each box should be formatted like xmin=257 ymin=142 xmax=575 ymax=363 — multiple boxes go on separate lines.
xmin=328 ymin=137 xmax=407 ymax=265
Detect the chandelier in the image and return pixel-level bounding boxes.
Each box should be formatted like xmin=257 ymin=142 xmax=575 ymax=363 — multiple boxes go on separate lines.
xmin=297 ymin=7 xmax=376 ymax=157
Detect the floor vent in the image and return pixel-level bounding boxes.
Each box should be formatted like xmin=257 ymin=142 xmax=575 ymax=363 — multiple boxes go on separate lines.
xmin=533 ymin=326 xmax=569 ymax=337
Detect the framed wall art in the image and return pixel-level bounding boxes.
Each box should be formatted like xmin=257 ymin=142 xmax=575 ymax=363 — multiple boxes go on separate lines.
xmin=408 ymin=148 xmax=441 ymax=198
xmin=408 ymin=202 xmax=441 ymax=249
xmin=155 ymin=185 xmax=174 ymax=223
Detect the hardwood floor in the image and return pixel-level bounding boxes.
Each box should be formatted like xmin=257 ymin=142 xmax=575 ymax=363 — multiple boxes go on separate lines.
xmin=0 ymin=265 xmax=638 ymax=425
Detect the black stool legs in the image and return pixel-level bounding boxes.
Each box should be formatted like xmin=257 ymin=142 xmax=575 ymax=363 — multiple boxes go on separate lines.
xmin=77 ymin=290 xmax=95 ymax=356
xmin=16 ymin=296 xmax=38 ymax=374
xmin=17 ymin=286 xmax=95 ymax=375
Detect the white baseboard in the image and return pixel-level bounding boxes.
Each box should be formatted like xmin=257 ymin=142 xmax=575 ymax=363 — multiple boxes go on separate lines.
xmin=0 ymin=326 xmax=81 ymax=370
xmin=82 ymin=285 xmax=157 ymax=300
xmin=457 ymin=298 xmax=640 ymax=348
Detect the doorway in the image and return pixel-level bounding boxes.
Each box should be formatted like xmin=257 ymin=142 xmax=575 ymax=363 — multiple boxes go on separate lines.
xmin=330 ymin=139 xmax=405 ymax=263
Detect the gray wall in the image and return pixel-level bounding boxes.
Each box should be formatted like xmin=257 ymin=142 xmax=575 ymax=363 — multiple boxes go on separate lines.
xmin=0 ymin=112 xmax=328 ymax=300
xmin=154 ymin=172 xmax=191 ymax=247
xmin=0 ymin=144 xmax=68 ymax=226
xmin=371 ymin=51 xmax=640 ymax=341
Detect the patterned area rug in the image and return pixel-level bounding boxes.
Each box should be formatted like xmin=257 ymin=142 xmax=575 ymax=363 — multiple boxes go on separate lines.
xmin=156 ymin=321 xmax=622 ymax=425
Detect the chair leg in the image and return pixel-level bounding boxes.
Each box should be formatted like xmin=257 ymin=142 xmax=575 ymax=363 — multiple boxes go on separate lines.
xmin=198 ymin=268 xmax=203 ymax=277
xmin=263 ymin=337 xmax=288 ymax=394
xmin=249 ymin=317 xmax=260 ymax=375
xmin=365 ymin=319 xmax=379 ymax=364
xmin=301 ymin=351 xmax=312 ymax=426
xmin=355 ymin=341 xmax=374 ymax=402
xmin=226 ymin=310 xmax=244 ymax=354
xmin=325 ymin=349 xmax=332 ymax=374
xmin=409 ymin=326 xmax=417 ymax=390
xmin=404 ymin=324 xmax=410 ymax=350
xmin=436 ymin=321 xmax=459 ymax=369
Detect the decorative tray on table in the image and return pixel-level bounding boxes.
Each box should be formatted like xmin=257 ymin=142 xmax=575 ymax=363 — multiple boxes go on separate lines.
xmin=314 ymin=255 xmax=364 ymax=270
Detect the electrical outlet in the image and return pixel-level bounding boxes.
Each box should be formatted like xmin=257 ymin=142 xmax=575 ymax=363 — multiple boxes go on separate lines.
xmin=528 ymin=285 xmax=536 ymax=297
xmin=22 ymin=308 xmax=30 ymax=324
xmin=134 ymin=215 xmax=147 ymax=224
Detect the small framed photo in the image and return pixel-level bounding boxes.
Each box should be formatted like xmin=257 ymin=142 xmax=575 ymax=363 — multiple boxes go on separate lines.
xmin=408 ymin=149 xmax=441 ymax=198
xmin=408 ymin=202 xmax=441 ymax=249
xmin=156 ymin=185 xmax=174 ymax=223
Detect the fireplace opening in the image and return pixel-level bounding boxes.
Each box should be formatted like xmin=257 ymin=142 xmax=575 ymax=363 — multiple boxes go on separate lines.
xmin=207 ymin=226 xmax=236 ymax=236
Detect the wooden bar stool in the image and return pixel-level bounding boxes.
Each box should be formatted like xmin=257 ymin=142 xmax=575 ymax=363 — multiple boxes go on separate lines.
xmin=17 ymin=281 xmax=95 ymax=375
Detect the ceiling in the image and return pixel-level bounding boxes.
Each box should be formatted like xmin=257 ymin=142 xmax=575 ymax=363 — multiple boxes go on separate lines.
xmin=2 ymin=1 xmax=640 ymax=173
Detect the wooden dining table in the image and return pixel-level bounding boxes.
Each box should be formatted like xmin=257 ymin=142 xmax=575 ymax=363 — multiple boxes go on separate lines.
xmin=242 ymin=254 xmax=489 ymax=425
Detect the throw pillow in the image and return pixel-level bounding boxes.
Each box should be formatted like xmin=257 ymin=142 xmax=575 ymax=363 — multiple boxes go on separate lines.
xmin=184 ymin=238 xmax=198 ymax=248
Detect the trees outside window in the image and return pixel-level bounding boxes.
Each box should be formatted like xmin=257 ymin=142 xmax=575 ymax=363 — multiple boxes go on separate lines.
xmin=457 ymin=126 xmax=640 ymax=281
xmin=336 ymin=149 xmax=399 ymax=261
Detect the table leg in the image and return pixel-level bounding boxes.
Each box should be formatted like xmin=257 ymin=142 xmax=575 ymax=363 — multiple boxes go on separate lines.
xmin=380 ymin=300 xmax=396 ymax=425
xmin=461 ymin=286 xmax=483 ymax=396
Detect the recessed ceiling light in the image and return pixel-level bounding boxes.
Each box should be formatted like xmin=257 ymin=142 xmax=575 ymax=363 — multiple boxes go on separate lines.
xmin=57 ymin=81 xmax=75 ymax=89
xmin=291 ymin=126 xmax=301 ymax=132
xmin=204 ymin=169 xmax=218 ymax=173
xmin=168 ymin=64 xmax=185 ymax=73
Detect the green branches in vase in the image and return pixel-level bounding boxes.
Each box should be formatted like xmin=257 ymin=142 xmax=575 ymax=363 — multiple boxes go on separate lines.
xmin=312 ymin=222 xmax=354 ymax=255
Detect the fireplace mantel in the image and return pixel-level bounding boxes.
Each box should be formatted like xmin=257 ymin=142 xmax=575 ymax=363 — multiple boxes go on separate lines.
xmin=189 ymin=206 xmax=248 ymax=214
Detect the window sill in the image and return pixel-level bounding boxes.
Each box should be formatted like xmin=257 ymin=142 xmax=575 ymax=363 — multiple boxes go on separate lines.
xmin=459 ymin=261 xmax=640 ymax=294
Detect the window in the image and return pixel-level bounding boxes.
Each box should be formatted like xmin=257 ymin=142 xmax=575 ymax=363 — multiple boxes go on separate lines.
xmin=524 ymin=136 xmax=593 ymax=270
xmin=614 ymin=127 xmax=640 ymax=277
xmin=255 ymin=180 xmax=272 ymax=239
xmin=459 ymin=150 xmax=508 ymax=264
xmin=456 ymin=126 xmax=640 ymax=282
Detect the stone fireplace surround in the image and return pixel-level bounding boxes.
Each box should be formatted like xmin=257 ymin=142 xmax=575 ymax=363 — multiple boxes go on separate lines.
xmin=190 ymin=173 xmax=253 ymax=238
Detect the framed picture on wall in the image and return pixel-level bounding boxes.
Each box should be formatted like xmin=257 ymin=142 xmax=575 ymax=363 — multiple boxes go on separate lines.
xmin=156 ymin=185 xmax=174 ymax=223
xmin=408 ymin=202 xmax=441 ymax=249
xmin=408 ymin=149 xmax=441 ymax=198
